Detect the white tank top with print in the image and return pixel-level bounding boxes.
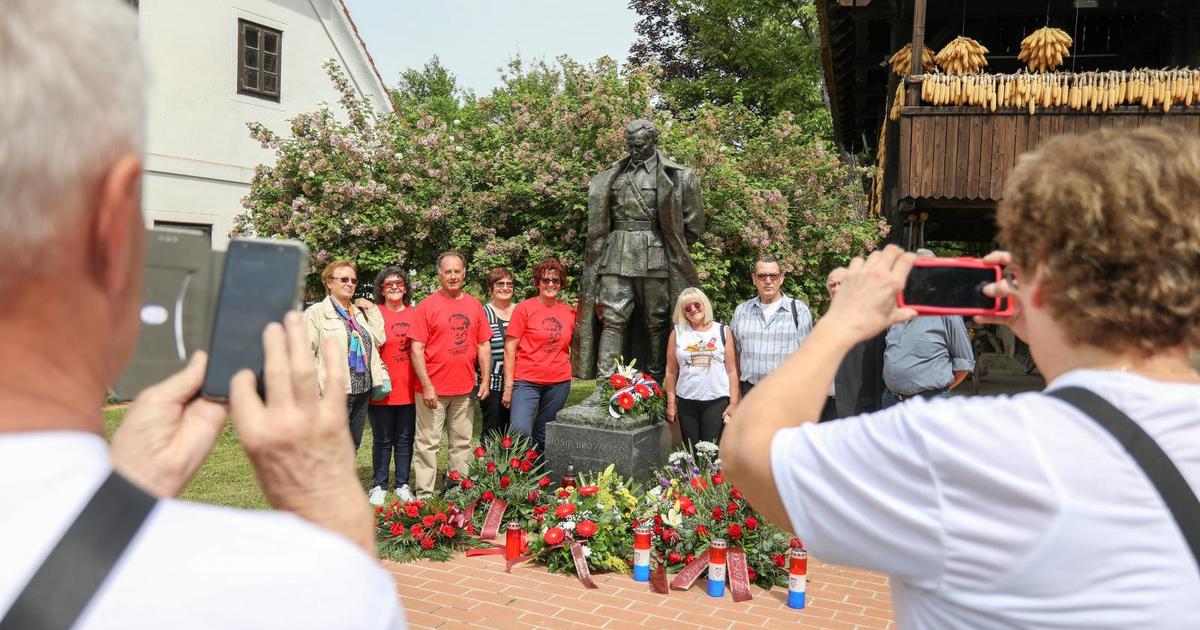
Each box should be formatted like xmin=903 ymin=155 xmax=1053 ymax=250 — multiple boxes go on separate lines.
xmin=674 ymin=322 xmax=730 ymax=401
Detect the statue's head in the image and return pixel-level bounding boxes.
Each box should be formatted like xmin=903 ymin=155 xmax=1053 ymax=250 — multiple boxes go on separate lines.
xmin=624 ymin=119 xmax=658 ymax=162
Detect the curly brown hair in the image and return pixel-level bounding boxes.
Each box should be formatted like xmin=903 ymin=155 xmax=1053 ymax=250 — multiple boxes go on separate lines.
xmin=997 ymin=126 xmax=1200 ymax=354
xmin=531 ymin=257 xmax=567 ymax=287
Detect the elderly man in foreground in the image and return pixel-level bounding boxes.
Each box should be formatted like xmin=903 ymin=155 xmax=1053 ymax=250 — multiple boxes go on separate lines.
xmin=723 ymin=127 xmax=1200 ymax=629
xmin=0 ymin=1 xmax=403 ymax=627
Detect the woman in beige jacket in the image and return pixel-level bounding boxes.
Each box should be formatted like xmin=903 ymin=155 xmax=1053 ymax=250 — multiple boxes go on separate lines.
xmin=304 ymin=260 xmax=386 ymax=451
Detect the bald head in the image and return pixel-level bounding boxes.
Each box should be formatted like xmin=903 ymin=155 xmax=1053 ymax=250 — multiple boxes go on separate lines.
xmin=826 ymin=267 xmax=848 ymax=297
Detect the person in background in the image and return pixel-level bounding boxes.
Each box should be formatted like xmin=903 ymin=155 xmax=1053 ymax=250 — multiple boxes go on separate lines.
xmin=822 ymin=267 xmax=885 ymax=420
xmin=366 ymin=266 xmax=417 ymax=505
xmin=722 ymin=127 xmax=1200 ymax=628
xmin=480 ymin=267 xmax=516 ymax=443
xmin=0 ymin=1 xmax=403 ymax=626
xmin=304 ymin=260 xmax=387 ymax=451
xmin=503 ymin=258 xmax=575 ymax=454
xmin=664 ymin=287 xmax=739 ymax=449
xmin=880 ymin=249 xmax=974 ymax=408
xmin=729 ymin=255 xmax=813 ymax=395
xmin=409 ymin=252 xmax=491 ymax=499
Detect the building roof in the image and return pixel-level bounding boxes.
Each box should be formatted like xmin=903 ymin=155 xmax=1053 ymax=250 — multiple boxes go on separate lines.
xmin=335 ymin=0 xmax=394 ymax=113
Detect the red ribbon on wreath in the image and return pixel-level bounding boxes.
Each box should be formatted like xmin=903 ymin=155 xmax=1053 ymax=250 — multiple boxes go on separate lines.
xmin=669 ymin=546 xmax=752 ymax=601
xmin=479 ymin=499 xmax=508 ymax=540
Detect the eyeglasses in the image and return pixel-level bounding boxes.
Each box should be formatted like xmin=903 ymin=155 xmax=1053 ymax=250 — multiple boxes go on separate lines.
xmin=382 ymin=281 xmax=405 ymax=290
xmin=493 ymin=281 xmax=515 ymax=288
xmin=539 ymin=277 xmax=562 ymax=286
xmin=332 ymin=276 xmax=358 ymax=285
xmin=754 ymin=273 xmax=781 ymax=282
xmin=683 ymin=301 xmax=704 ymax=315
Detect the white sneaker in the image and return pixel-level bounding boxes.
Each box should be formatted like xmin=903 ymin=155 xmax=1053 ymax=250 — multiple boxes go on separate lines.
xmin=395 ymin=484 xmax=415 ymax=502
xmin=368 ymin=486 xmax=386 ymax=506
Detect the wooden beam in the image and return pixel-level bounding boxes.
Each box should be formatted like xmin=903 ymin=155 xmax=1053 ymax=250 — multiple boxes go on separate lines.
xmin=910 ymin=0 xmax=926 ymax=76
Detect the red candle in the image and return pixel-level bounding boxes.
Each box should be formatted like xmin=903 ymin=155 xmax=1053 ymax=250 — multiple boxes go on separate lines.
xmin=505 ymin=522 xmax=522 ymax=561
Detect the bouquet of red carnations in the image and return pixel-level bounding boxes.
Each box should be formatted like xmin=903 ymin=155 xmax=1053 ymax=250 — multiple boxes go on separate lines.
xmin=440 ymin=433 xmax=554 ymax=535
xmin=598 ymin=357 xmax=665 ymax=420
xmin=637 ymin=442 xmax=800 ymax=589
xmin=375 ymin=496 xmax=492 ymax=562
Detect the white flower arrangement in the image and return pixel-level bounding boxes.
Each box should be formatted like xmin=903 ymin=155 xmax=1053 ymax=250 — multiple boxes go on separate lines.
xmin=695 ymin=441 xmax=719 ymax=455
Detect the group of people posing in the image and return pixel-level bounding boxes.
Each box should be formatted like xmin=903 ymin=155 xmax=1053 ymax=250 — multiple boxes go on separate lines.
xmin=306 ymin=247 xmax=976 ymax=507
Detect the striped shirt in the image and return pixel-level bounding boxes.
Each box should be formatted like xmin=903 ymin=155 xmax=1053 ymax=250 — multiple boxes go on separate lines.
xmin=729 ymin=294 xmax=813 ymax=385
xmin=483 ymin=304 xmax=509 ymax=391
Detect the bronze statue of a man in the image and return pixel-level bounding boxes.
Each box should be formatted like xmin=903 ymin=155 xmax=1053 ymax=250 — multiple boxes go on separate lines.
xmin=572 ymin=119 xmax=704 ymax=381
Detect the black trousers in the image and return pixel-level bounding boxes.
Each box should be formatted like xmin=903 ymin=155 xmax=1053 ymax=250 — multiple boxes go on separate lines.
xmin=479 ymin=388 xmax=510 ymax=444
xmin=677 ymin=396 xmax=728 ymax=450
xmin=367 ymin=404 xmax=416 ymax=489
xmin=347 ymin=391 xmax=371 ymax=451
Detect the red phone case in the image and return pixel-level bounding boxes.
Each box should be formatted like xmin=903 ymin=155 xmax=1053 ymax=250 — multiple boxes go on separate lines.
xmin=897 ymin=257 xmax=1016 ymax=317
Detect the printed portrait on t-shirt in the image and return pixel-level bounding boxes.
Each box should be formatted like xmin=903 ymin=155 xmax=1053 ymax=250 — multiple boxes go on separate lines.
xmin=448 ymin=313 xmax=471 ymax=355
xmin=389 ymin=321 xmax=411 ymax=360
xmin=682 ymin=336 xmax=719 ymax=369
xmin=541 ymin=316 xmax=564 ymax=351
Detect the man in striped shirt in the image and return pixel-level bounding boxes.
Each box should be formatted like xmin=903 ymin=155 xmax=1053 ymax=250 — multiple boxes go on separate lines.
xmin=730 ymin=255 xmax=814 ymax=395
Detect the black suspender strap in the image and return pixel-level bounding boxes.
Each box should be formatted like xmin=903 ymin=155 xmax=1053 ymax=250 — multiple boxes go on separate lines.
xmin=0 ymin=472 xmax=157 ymax=630
xmin=1048 ymin=386 xmax=1200 ymax=577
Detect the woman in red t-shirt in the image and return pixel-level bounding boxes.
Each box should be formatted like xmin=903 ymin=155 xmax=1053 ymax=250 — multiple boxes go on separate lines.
xmin=502 ymin=258 xmax=575 ymax=453
xmin=366 ymin=266 xmax=418 ymax=505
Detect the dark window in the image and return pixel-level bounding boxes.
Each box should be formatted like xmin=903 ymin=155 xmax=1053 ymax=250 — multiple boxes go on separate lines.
xmin=237 ymin=19 xmax=281 ymax=101
xmin=154 ymin=221 xmax=213 ymax=248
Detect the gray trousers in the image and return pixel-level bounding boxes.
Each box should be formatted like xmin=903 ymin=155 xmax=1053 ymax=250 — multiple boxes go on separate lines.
xmin=596 ymin=274 xmax=670 ymax=377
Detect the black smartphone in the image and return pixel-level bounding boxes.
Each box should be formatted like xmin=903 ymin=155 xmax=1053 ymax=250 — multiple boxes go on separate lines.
xmin=200 ymin=238 xmax=308 ymax=401
xmin=899 ymin=258 xmax=1012 ymax=317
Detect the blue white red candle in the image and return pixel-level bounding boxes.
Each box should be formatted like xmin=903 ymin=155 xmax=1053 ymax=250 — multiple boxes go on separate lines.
xmin=707 ymin=538 xmax=727 ymax=598
xmin=633 ymin=525 xmax=652 ymax=582
xmin=787 ymin=548 xmax=808 ymax=609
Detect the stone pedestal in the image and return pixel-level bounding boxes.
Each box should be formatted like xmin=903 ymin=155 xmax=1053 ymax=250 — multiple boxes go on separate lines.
xmin=545 ymin=393 xmax=670 ymax=483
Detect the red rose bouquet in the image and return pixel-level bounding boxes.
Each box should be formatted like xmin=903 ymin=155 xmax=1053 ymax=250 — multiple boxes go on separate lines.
xmin=441 ymin=433 xmax=552 ymax=533
xmin=525 ymin=465 xmax=640 ymax=577
xmin=597 ymin=357 xmax=664 ymax=420
xmin=636 ymin=443 xmax=795 ymax=589
xmin=375 ymin=497 xmax=492 ymax=562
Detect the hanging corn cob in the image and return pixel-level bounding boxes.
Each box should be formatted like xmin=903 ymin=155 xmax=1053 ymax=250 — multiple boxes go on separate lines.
xmin=890 ymin=81 xmax=905 ymax=121
xmin=934 ymin=36 xmax=989 ymax=76
xmin=1018 ymin=27 xmax=1072 ymax=73
xmin=888 ymin=43 xmax=935 ymax=76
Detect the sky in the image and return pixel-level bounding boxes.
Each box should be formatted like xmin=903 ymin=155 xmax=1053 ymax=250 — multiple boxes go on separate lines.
xmin=345 ymin=0 xmax=642 ymax=96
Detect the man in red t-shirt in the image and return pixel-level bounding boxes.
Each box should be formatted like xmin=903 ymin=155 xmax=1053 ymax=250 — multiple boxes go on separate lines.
xmin=409 ymin=252 xmax=492 ymax=498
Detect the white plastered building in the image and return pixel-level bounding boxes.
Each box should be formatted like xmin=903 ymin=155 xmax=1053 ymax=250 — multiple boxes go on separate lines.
xmin=135 ymin=0 xmax=393 ymax=247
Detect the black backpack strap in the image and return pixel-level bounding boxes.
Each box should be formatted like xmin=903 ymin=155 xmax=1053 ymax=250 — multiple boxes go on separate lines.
xmin=0 ymin=471 xmax=158 ymax=630
xmin=1048 ymin=386 xmax=1200 ymax=577
xmin=790 ymin=298 xmax=799 ymax=330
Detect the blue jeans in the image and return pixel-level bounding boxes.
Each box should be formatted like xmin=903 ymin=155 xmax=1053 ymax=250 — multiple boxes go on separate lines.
xmin=367 ymin=404 xmax=416 ymax=489
xmin=881 ymin=388 xmax=950 ymax=409
xmin=509 ymin=380 xmax=571 ymax=452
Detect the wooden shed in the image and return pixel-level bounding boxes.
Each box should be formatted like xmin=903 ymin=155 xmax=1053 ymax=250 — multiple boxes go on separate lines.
xmin=817 ymin=0 xmax=1200 ymax=244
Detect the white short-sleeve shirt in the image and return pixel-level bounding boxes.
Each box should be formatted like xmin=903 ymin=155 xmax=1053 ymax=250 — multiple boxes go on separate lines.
xmin=0 ymin=432 xmax=406 ymax=630
xmin=771 ymin=369 xmax=1200 ymax=629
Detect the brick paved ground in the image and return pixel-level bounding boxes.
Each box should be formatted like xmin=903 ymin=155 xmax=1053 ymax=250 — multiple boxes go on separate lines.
xmin=387 ymin=553 xmax=894 ymax=630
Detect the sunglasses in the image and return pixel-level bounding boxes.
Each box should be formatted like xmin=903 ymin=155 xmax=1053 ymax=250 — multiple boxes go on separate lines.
xmin=493 ymin=281 xmax=515 ymax=288
xmin=332 ymin=276 xmax=358 ymax=285
xmin=683 ymin=301 xmax=704 ymax=315
xmin=754 ymin=273 xmax=781 ymax=282
xmin=539 ymin=277 xmax=562 ymax=285
xmin=382 ymin=281 xmax=405 ymax=289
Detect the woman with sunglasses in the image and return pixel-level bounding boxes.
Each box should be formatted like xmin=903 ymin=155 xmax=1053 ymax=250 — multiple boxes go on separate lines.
xmin=664 ymin=287 xmax=739 ymax=449
xmin=304 ymin=260 xmax=386 ymax=453
xmin=502 ymin=258 xmax=575 ymax=454
xmin=365 ymin=266 xmax=418 ymax=505
xmin=480 ymin=267 xmax=516 ymax=443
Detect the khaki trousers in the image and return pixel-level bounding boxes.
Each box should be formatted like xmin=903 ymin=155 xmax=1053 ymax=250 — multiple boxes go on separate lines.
xmin=412 ymin=394 xmax=474 ymax=498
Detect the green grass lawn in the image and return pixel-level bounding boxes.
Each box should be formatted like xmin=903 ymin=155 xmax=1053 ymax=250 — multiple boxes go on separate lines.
xmin=103 ymin=380 xmax=596 ymax=510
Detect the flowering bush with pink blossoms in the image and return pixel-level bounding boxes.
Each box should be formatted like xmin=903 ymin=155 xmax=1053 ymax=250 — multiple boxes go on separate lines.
xmin=236 ymin=57 xmax=886 ymax=313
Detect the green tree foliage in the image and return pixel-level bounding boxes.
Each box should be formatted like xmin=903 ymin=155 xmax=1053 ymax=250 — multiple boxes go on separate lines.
xmin=628 ymin=0 xmax=831 ymax=141
xmin=235 ymin=58 xmax=885 ymax=316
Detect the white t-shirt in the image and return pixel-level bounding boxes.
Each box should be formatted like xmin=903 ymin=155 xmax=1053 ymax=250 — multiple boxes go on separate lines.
xmin=674 ymin=322 xmax=730 ymax=401
xmin=0 ymin=432 xmax=406 ymax=630
xmin=771 ymin=369 xmax=1200 ymax=629
xmin=759 ymin=296 xmax=785 ymax=322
